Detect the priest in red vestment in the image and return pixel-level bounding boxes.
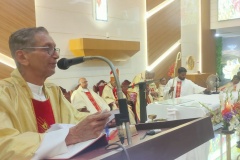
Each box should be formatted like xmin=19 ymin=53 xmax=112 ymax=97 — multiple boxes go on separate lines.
xmin=71 ymin=77 xmax=111 ymax=113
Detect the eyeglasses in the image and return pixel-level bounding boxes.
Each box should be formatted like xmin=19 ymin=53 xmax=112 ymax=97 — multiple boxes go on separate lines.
xmin=21 ymin=47 xmax=60 ymax=56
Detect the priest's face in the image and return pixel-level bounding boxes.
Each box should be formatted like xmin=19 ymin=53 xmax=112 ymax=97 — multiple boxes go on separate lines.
xmin=110 ymin=79 xmax=116 ymax=87
xmin=20 ymin=32 xmax=59 ymax=80
xmin=145 ymin=71 xmax=155 ymax=80
xmin=178 ymin=72 xmax=186 ymax=80
xmin=160 ymin=78 xmax=167 ymax=85
xmin=80 ymin=78 xmax=88 ymax=89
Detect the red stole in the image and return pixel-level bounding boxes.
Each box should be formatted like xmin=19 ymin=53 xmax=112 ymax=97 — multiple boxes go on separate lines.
xmin=32 ymin=99 xmax=55 ymax=133
xmin=175 ymin=81 xmax=182 ymax=98
xmin=113 ymin=87 xmax=118 ymax=100
xmin=85 ymin=91 xmax=102 ymax=111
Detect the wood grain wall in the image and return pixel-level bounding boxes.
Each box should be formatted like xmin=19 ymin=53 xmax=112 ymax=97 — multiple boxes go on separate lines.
xmin=0 ymin=0 xmax=36 ymax=79
xmin=147 ymin=0 xmax=216 ymax=82
xmin=147 ymin=0 xmax=181 ymax=80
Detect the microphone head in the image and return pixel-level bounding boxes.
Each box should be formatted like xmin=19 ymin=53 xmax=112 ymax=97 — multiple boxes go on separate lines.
xmin=57 ymin=58 xmax=69 ymax=70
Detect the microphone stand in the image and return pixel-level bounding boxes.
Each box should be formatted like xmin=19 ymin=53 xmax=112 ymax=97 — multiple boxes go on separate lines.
xmin=128 ymin=79 xmax=158 ymax=123
xmin=82 ymin=56 xmax=132 ymax=145
xmin=212 ymin=77 xmax=220 ymax=94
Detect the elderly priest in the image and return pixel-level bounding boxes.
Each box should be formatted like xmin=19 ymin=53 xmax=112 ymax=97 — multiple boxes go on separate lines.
xmin=0 ymin=27 xmax=110 ymax=159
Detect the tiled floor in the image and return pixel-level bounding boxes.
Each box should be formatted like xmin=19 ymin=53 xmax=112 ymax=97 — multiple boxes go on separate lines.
xmin=208 ymin=131 xmax=240 ymax=160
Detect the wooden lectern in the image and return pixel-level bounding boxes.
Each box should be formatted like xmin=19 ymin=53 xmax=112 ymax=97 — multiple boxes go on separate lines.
xmin=75 ymin=116 xmax=214 ymax=160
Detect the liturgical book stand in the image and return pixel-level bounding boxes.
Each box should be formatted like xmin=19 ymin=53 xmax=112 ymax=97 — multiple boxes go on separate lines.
xmin=74 ymin=116 xmax=214 ymax=160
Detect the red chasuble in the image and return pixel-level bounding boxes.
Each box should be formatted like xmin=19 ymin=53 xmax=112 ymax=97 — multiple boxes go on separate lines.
xmin=32 ymin=99 xmax=55 ymax=133
xmin=175 ymin=81 xmax=182 ymax=98
xmin=85 ymin=92 xmax=102 ymax=111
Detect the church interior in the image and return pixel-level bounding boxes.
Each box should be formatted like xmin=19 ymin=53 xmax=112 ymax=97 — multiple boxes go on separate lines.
xmin=1 ymin=0 xmax=240 ymax=159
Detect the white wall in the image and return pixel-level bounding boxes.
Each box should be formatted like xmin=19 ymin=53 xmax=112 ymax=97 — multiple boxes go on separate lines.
xmin=35 ymin=0 xmax=146 ymax=91
xmin=210 ymin=0 xmax=240 ymax=29
xmin=181 ymin=0 xmax=200 ymax=73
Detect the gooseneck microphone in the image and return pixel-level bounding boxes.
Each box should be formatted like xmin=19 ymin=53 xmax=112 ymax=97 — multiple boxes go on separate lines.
xmin=57 ymin=57 xmax=85 ymax=70
xmin=57 ymin=56 xmax=132 ymax=145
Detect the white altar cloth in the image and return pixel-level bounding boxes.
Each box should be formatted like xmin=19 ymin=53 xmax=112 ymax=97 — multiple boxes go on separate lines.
xmin=146 ymin=93 xmax=223 ymax=160
xmin=147 ymin=94 xmax=220 ymax=120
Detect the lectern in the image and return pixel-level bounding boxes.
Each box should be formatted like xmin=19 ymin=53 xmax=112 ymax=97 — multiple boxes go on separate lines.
xmin=75 ymin=116 xmax=214 ymax=160
xmin=138 ymin=81 xmax=148 ymax=123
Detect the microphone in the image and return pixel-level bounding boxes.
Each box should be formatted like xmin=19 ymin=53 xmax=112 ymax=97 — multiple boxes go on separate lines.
xmin=57 ymin=57 xmax=84 ymax=70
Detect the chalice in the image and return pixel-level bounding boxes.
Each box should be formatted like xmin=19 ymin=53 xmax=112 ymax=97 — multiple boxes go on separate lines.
xmin=148 ymin=114 xmax=157 ymax=122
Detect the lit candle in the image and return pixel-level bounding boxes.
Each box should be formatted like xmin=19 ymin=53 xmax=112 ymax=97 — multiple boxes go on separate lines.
xmin=226 ymin=102 xmax=231 ymax=111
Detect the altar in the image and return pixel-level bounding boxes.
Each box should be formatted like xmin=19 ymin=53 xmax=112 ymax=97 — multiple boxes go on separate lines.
xmin=147 ymin=93 xmax=220 ymax=121
xmin=146 ymin=93 xmax=222 ymax=160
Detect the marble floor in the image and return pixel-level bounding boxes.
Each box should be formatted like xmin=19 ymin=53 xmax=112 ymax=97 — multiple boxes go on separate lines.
xmin=208 ymin=132 xmax=240 ymax=160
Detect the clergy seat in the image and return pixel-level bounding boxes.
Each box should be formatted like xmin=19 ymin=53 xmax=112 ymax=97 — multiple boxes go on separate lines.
xmin=93 ymin=80 xmax=107 ymax=96
xmin=59 ymin=86 xmax=71 ymax=102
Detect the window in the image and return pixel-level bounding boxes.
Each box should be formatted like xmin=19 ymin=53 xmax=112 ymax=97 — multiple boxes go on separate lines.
xmin=94 ymin=0 xmax=108 ymax=21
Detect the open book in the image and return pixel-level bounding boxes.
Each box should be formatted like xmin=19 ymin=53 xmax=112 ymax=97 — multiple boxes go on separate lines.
xmin=50 ymin=135 xmax=106 ymax=159
xmin=48 ymin=124 xmax=107 ymax=159
xmin=49 ymin=110 xmax=119 ymax=159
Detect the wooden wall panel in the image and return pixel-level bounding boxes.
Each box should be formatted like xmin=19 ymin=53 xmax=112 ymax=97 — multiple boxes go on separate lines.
xmin=147 ymin=0 xmax=181 ymax=79
xmin=186 ymin=73 xmax=211 ymax=88
xmin=146 ymin=0 xmax=165 ymax=11
xmin=0 ymin=0 xmax=36 ymax=79
xmin=153 ymin=47 xmax=181 ymax=81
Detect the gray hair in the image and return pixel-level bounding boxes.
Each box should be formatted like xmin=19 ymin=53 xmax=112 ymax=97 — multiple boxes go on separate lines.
xmin=9 ymin=27 xmax=49 ymax=66
xmin=78 ymin=77 xmax=86 ymax=85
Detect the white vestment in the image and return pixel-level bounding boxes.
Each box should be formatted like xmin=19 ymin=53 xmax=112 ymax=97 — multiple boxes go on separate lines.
xmin=158 ymin=84 xmax=165 ymax=101
xmin=71 ymin=86 xmax=110 ymax=113
xmin=158 ymin=84 xmax=165 ymax=97
xmin=101 ymin=83 xmax=118 ymax=109
xmin=163 ymin=77 xmax=206 ymax=100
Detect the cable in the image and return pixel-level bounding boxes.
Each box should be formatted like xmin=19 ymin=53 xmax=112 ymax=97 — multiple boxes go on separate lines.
xmin=105 ymin=142 xmax=130 ymax=160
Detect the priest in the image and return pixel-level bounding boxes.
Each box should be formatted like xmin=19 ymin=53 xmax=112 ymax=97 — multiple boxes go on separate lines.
xmin=102 ymin=70 xmax=136 ymax=124
xmin=0 ymin=27 xmax=110 ymax=159
xmin=71 ymin=77 xmax=111 ymax=113
xmin=163 ymin=67 xmax=210 ymax=99
xmin=218 ymin=75 xmax=240 ymax=92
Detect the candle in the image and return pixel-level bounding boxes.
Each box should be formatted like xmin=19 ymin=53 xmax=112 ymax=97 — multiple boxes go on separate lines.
xmin=226 ymin=102 xmax=231 ymax=111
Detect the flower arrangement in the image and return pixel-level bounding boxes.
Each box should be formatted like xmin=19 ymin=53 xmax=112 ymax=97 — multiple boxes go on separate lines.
xmin=200 ymin=90 xmax=240 ymax=152
xmin=200 ymin=90 xmax=240 ymax=132
xmin=220 ymin=91 xmax=240 ymax=132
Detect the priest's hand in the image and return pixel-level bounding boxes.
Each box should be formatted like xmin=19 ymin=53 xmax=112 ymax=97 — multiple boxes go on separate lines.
xmin=65 ymin=111 xmax=111 ymax=145
xmin=150 ymin=91 xmax=158 ymax=97
xmin=203 ymin=88 xmax=211 ymax=95
xmin=169 ymin=86 xmax=174 ymax=93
